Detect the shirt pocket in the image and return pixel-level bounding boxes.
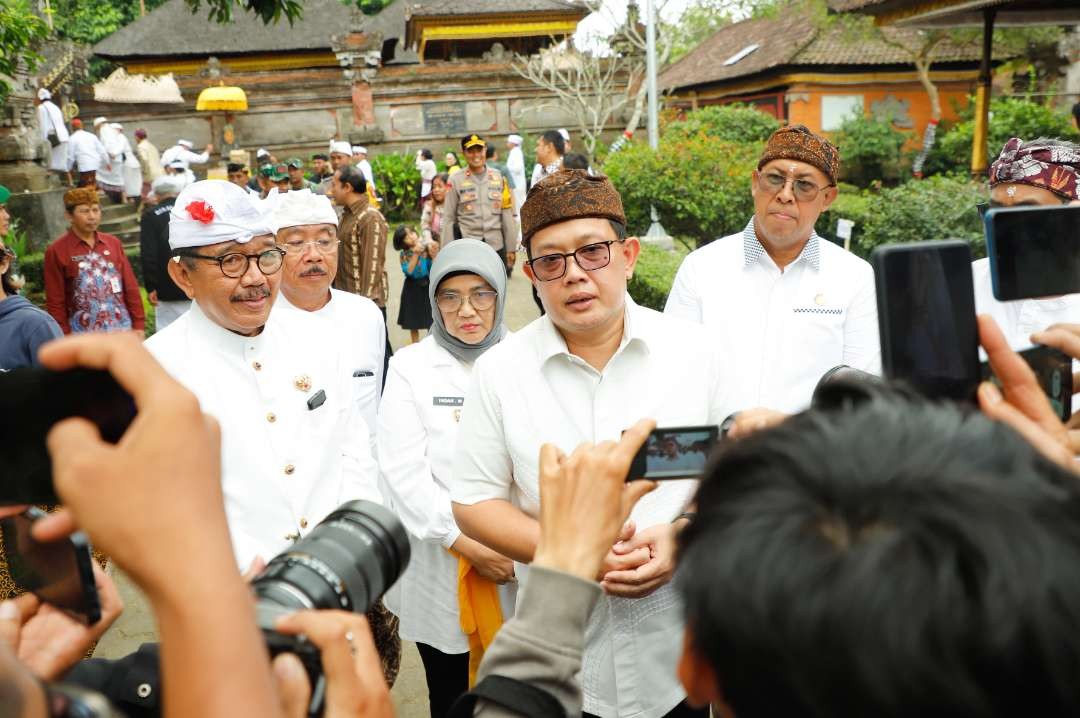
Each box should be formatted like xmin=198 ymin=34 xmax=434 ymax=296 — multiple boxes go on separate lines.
xmin=790 ymin=305 xmax=846 ymax=364
xmin=351 ymin=372 xmax=378 ymax=411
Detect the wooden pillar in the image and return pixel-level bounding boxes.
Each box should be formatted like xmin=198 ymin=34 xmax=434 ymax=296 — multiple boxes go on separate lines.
xmin=971 ymin=8 xmax=996 ymax=175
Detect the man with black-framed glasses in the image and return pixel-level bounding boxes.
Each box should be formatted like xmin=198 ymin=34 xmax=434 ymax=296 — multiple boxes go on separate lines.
xmin=665 ymin=124 xmax=879 ymax=415
xmin=450 ymin=169 xmax=734 ymax=718
xmin=145 ymin=180 xmax=382 ymax=574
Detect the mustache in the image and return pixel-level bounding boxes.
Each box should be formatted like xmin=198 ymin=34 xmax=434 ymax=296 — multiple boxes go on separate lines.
xmin=300 ymin=266 xmax=328 ymax=277
xmin=230 ymin=287 xmax=271 ymax=302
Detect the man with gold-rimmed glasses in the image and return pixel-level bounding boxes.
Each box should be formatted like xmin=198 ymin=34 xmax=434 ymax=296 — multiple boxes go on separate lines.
xmin=665 ymin=124 xmax=879 ymax=415
xmin=273 ymin=188 xmax=386 ymax=445
xmin=145 ymin=180 xmax=381 ymax=578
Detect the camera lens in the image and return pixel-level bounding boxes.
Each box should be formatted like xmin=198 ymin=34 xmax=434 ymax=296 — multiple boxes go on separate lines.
xmin=252 ymin=500 xmax=410 ymax=614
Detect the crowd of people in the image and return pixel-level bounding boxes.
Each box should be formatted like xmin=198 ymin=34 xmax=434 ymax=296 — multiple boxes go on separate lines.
xmin=2 ymin=107 xmax=1080 ymax=718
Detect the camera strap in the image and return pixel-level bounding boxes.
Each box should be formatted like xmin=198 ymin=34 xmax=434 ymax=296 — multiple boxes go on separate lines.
xmin=448 ymin=675 xmax=567 ymax=718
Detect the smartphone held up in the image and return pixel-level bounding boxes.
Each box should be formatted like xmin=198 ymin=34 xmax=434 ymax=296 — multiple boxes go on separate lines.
xmin=984 ymin=204 xmax=1080 ymax=301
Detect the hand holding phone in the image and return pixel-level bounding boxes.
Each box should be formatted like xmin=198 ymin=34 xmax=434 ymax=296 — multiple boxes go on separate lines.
xmin=981 ymin=344 xmax=1072 ymax=422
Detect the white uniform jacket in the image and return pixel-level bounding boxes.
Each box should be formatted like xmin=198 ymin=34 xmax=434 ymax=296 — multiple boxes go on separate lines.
xmin=276 ymin=289 xmax=385 ymax=450
xmin=145 ymin=300 xmax=380 ymax=569
xmin=378 ymin=336 xmax=516 ymax=653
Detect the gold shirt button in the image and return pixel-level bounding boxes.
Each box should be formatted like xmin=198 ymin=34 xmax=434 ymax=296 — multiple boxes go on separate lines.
xmin=299 ymin=518 xmax=309 ymax=529
xmin=267 ymin=413 xmax=276 ymax=423
xmin=252 ymin=361 xmax=262 ymax=371
xmin=284 ymin=532 xmax=299 ymax=542
xmin=284 ymin=464 xmax=295 ymax=475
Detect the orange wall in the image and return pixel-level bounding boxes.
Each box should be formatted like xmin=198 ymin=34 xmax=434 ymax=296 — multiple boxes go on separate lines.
xmin=785 ymin=79 xmax=974 ymax=148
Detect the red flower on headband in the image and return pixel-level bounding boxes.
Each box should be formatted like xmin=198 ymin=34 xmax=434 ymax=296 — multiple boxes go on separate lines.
xmin=186 ymin=200 xmax=215 ymax=224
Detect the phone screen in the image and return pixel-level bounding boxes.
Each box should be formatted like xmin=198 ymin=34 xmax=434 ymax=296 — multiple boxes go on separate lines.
xmin=628 ymin=426 xmax=719 ymax=481
xmin=0 ymin=368 xmax=136 ymax=505
xmin=981 ymin=345 xmax=1073 ymax=422
xmin=0 ymin=508 xmax=101 ymax=623
xmin=873 ymin=241 xmax=980 ymax=401
xmin=987 ymin=205 xmax=1080 ymax=301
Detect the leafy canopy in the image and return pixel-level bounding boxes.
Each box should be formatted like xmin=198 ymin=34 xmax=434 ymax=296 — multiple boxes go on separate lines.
xmin=0 ymin=0 xmax=49 ymax=102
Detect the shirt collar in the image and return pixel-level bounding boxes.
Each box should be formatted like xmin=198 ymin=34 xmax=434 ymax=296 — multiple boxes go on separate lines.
xmin=345 ymin=196 xmax=369 ymax=216
xmin=187 ymin=299 xmax=269 ymax=353
xmin=536 ymin=294 xmax=649 ymax=367
xmin=742 ymin=218 xmax=821 ymax=271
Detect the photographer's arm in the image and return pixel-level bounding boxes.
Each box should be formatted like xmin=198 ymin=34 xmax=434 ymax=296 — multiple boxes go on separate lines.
xmin=35 ymin=334 xmax=282 ymax=718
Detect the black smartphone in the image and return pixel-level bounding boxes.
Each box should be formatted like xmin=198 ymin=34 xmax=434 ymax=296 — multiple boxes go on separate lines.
xmin=0 ymin=507 xmax=101 ymax=623
xmin=0 ymin=368 xmax=136 ymax=505
xmin=981 ymin=344 xmax=1073 ymax=423
xmin=984 ymin=205 xmax=1080 ymax=301
xmin=627 ymin=425 xmax=719 ymax=482
xmin=872 ymin=240 xmax=980 ymax=402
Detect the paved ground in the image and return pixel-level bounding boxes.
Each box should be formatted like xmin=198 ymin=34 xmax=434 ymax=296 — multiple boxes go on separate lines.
xmin=94 ymin=238 xmax=540 ymax=717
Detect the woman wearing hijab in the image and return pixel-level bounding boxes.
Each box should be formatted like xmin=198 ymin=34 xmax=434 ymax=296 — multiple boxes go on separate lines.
xmin=378 ymin=239 xmax=516 ymax=718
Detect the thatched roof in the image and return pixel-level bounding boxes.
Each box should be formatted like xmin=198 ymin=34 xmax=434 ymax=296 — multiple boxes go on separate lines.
xmin=94 ymin=0 xmax=357 ymax=59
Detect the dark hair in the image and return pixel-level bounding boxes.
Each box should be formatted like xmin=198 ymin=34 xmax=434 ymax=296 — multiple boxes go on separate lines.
xmin=311 ymin=153 xmax=329 ymax=161
xmin=392 ymin=225 xmax=413 ymax=251
xmin=540 ymin=130 xmax=566 ymax=155
xmin=445 ymin=151 xmax=459 ymax=166
xmin=485 ymin=144 xmax=496 ymax=160
xmin=226 ymin=162 xmax=245 ymax=173
xmin=1073 ymin=102 xmax=1080 ymax=122
xmin=678 ymin=394 xmax=1080 ymax=717
xmin=336 ymin=165 xmax=367 ymax=195
xmin=562 ymin=153 xmax=589 ymax=170
xmin=421 ymin=148 xmax=433 ymax=160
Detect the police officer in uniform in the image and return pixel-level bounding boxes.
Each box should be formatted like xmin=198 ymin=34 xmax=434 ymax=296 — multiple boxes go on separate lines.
xmin=443 ymin=134 xmax=518 ymax=275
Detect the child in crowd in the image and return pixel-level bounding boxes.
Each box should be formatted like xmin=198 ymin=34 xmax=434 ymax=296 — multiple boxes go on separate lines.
xmin=393 ymin=225 xmax=437 ymax=344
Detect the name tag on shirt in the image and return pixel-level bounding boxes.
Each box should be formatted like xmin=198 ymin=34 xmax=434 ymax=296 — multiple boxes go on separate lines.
xmin=110 ymin=277 xmax=122 ymax=294
xmin=433 ymin=396 xmax=464 ymax=407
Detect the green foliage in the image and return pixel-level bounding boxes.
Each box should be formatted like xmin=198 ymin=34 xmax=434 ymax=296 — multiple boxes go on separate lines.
xmin=3 ymin=218 xmax=33 ymax=261
xmin=666 ymin=0 xmax=734 ymax=64
xmin=605 ymin=134 xmax=758 ymax=245
xmin=140 ymin=286 xmax=157 ymax=337
xmin=628 ymin=243 xmax=689 ymax=312
xmin=663 ymin=104 xmax=781 ymax=145
xmin=0 ymin=0 xmax=48 ymax=103
xmin=925 ymin=97 xmax=1080 ymax=176
xmin=815 ymin=191 xmax=873 ymax=247
xmin=833 ymin=113 xmax=911 ymax=186
xmin=371 ymin=153 xmax=421 ymax=223
xmin=846 ymin=176 xmax=988 ymax=259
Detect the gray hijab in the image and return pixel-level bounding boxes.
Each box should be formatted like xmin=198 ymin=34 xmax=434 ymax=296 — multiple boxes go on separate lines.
xmin=429 ymin=239 xmax=509 ymax=364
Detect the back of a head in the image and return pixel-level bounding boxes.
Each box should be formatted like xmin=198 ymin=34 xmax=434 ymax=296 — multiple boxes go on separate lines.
xmin=678 ymin=394 xmax=1080 ymax=718
xmin=540 ymin=129 xmax=566 ymax=156
xmin=563 ymin=153 xmax=589 ymax=170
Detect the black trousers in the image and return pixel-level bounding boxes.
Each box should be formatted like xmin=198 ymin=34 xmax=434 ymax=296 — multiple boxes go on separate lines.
xmin=585 ymin=700 xmax=707 ymax=718
xmin=416 ymin=642 xmax=470 ymax=718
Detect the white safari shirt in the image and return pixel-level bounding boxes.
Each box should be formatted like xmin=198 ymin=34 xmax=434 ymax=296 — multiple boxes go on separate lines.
xmin=972 ymin=257 xmax=1080 ymax=350
xmin=665 ymin=219 xmax=879 ymax=413
xmin=145 ymin=301 xmax=381 ymax=569
xmin=451 ymin=297 xmax=732 ymax=718
xmin=378 ymin=336 xmax=516 ymax=653
xmin=276 ymin=288 xmax=385 ymax=448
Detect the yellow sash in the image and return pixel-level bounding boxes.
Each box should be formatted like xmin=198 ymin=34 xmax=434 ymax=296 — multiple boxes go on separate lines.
xmin=450 ymin=549 xmax=505 ymax=686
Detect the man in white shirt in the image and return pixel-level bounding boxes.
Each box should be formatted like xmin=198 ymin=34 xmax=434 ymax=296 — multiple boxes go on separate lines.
xmin=271 ymin=188 xmax=386 ymax=446
xmin=353 ymin=145 xmax=376 ymax=192
xmin=452 ymin=169 xmax=732 ymax=718
xmin=65 ymin=118 xmax=110 ymax=187
xmin=35 ymin=88 xmax=69 ymax=181
xmin=160 ymin=139 xmax=214 ymax=185
xmin=530 ymin=129 xmax=565 ymax=188
xmin=93 ymin=117 xmax=126 ymax=197
xmin=506 ymin=134 xmax=527 ymax=218
xmin=665 ymin=124 xmax=879 ymax=414
xmin=144 ymin=179 xmax=380 ymax=571
xmin=973 ymin=136 xmax=1080 ymax=349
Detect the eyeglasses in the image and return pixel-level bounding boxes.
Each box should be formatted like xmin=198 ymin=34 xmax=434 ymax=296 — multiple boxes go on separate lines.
xmin=178 ymin=247 xmax=286 ymax=278
xmin=435 ymin=289 xmax=497 ymax=313
xmin=758 ymin=171 xmax=833 ymax=203
xmin=527 ymin=240 xmax=623 ymax=282
xmin=282 ymin=238 xmax=339 ymax=255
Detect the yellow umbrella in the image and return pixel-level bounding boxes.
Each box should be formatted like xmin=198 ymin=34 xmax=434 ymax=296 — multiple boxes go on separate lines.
xmin=195 ymin=83 xmax=248 ymax=111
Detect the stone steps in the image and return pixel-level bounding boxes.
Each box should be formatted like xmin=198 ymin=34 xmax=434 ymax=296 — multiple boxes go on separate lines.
xmin=98 ymin=200 xmax=141 ymax=247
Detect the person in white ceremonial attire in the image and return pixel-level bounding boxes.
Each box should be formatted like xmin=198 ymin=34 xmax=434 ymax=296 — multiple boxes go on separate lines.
xmin=379 ymin=239 xmax=517 ymax=718
xmin=664 ymin=125 xmax=879 ymax=415
xmin=272 ymin=188 xmax=386 ymax=446
xmin=65 ymin=119 xmax=110 ymax=187
xmin=111 ymin=123 xmax=143 ymax=202
xmin=143 ymin=180 xmax=381 ymax=571
xmin=352 ymin=145 xmax=376 ymax=193
xmin=450 ymin=170 xmax=734 ymax=718
xmin=160 ymin=139 xmax=213 ymax=185
xmin=35 ymin=89 xmax=70 ymax=181
xmin=505 ymin=134 xmax=527 ymax=218
xmin=93 ymin=118 xmax=126 ymax=199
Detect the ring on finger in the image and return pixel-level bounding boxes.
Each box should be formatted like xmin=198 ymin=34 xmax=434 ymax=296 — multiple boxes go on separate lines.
xmin=344 ymin=630 xmax=357 ymax=656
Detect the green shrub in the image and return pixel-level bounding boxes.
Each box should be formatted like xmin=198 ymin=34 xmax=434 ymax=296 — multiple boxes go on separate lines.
xmin=371 ymin=153 xmax=421 ymax=222
xmin=852 ymin=175 xmax=988 ymax=259
xmin=925 ymin=97 xmax=1080 ymax=176
xmin=605 ymin=135 xmax=758 ymax=244
xmin=663 ymin=104 xmax=781 ymax=145
xmin=833 ymin=113 xmax=912 ymax=186
xmin=628 ymin=242 xmax=690 ymax=311
xmin=815 ymin=191 xmax=874 ymax=248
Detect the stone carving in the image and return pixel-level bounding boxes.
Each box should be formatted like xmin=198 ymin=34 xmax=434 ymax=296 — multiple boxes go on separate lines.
xmin=870 ymin=95 xmax=913 ymax=128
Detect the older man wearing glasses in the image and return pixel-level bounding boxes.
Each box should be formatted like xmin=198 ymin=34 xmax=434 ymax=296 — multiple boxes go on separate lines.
xmin=451 ymin=169 xmax=734 ymax=718
xmin=664 ymin=124 xmax=879 ymax=414
xmin=273 ymin=188 xmax=386 ymax=445
xmin=145 ymin=180 xmax=381 ymax=573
